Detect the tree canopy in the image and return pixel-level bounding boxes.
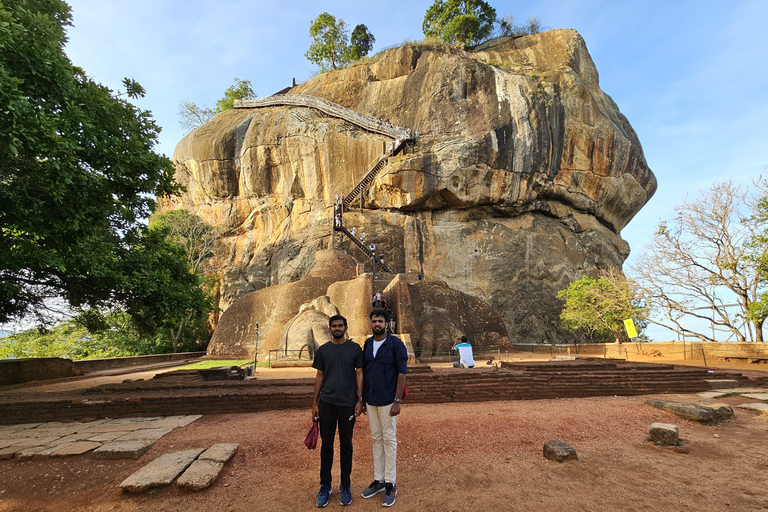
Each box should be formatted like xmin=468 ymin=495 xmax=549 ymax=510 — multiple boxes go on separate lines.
xmin=305 ymin=13 xmax=375 ymax=70
xmin=422 ymin=0 xmax=497 ymax=47
xmin=557 ymin=271 xmax=648 ymax=343
xmin=350 ymin=24 xmax=376 ymax=60
xmin=0 ymin=0 xmax=205 ymax=336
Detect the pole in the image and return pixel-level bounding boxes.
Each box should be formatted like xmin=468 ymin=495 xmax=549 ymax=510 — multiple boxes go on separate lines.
xmin=702 ymin=347 xmax=708 ymax=368
xmin=253 ymin=323 xmax=259 ymax=368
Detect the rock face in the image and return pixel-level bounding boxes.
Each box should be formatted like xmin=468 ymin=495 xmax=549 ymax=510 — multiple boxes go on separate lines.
xmin=164 ymin=29 xmax=655 ymax=349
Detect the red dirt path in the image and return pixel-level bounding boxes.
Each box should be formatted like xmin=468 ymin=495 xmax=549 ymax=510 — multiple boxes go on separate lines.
xmin=1 ymin=393 xmax=767 ymax=512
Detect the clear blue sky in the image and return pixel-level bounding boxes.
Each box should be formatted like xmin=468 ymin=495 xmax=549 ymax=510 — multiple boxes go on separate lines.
xmin=62 ymin=0 xmax=768 ymax=340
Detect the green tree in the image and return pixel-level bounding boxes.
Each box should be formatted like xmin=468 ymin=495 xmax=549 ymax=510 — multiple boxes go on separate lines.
xmin=150 ymin=210 xmax=222 ymax=350
xmin=306 ymin=12 xmax=351 ymax=70
xmin=0 ymin=0 xmax=189 ymax=327
xmin=214 ymin=77 xmax=254 ymax=112
xmin=350 ymin=24 xmax=375 ymax=60
xmin=177 ymin=78 xmax=254 ymax=132
xmin=422 ymin=0 xmax=497 ymax=47
xmin=557 ymin=271 xmax=648 ymax=343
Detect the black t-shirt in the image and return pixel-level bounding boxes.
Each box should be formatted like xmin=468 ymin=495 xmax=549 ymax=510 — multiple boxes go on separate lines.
xmin=312 ymin=340 xmax=363 ymax=407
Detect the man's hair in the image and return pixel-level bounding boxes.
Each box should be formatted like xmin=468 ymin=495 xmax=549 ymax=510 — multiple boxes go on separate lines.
xmin=460 ymin=336 xmax=468 ymax=343
xmin=370 ymin=308 xmax=390 ymax=323
xmin=328 ymin=315 xmax=347 ymax=327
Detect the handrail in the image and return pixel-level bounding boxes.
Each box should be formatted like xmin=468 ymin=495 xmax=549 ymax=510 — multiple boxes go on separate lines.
xmin=335 ymin=225 xmax=393 ymax=273
xmin=235 ymin=94 xmax=414 ymax=141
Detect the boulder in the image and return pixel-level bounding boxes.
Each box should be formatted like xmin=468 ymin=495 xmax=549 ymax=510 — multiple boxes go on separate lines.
xmin=543 ymin=440 xmax=578 ymax=462
xmin=163 ymin=29 xmax=655 ymax=349
xmin=648 ymin=423 xmax=679 ymax=445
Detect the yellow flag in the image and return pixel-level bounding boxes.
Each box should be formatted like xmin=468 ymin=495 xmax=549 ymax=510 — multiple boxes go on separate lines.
xmin=624 ymin=319 xmax=638 ymax=338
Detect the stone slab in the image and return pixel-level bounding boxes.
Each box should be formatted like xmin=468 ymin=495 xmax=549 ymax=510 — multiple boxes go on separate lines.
xmin=543 ymin=440 xmax=578 ymax=462
xmin=696 ymin=391 xmax=729 ymax=399
xmin=15 ymin=446 xmax=49 ymax=461
xmin=7 ymin=437 xmax=62 ymax=449
xmin=738 ymin=403 xmax=768 ymax=415
xmin=120 ymin=448 xmax=205 ymax=492
xmin=711 ymin=387 xmax=767 ymax=394
xmin=105 ymin=417 xmax=165 ymax=424
xmin=114 ymin=428 xmax=173 ymax=442
xmin=87 ymin=431 xmax=125 ymax=442
xmin=740 ymin=393 xmax=768 ymax=401
xmin=176 ymin=460 xmax=224 ymax=490
xmin=645 ymin=400 xmax=734 ymax=422
xmin=705 ymin=379 xmax=739 ymax=389
xmin=50 ymin=441 xmax=102 ymax=457
xmin=93 ymin=439 xmax=156 ymax=459
xmin=147 ymin=415 xmax=202 ymax=429
xmin=199 ymin=443 xmax=239 ymax=464
xmin=648 ymin=423 xmax=679 ymax=446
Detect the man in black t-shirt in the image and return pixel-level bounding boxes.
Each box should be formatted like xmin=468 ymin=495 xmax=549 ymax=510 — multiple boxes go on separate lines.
xmin=311 ymin=315 xmax=364 ymax=507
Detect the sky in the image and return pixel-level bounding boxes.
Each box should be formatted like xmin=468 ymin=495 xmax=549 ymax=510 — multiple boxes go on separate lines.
xmin=41 ymin=0 xmax=768 ymax=340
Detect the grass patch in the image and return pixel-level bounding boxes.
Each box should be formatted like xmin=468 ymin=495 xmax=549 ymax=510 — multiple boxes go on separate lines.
xmin=179 ymin=359 xmax=251 ymax=370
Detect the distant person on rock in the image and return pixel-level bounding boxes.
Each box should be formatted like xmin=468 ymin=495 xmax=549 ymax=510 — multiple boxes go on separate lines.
xmin=311 ymin=315 xmax=364 ymax=507
xmin=452 ymin=336 xmax=475 ymax=368
xmin=361 ymin=309 xmax=408 ymax=507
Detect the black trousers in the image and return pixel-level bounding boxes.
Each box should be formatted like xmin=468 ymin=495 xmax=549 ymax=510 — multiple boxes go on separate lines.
xmin=318 ymin=399 xmax=356 ymax=487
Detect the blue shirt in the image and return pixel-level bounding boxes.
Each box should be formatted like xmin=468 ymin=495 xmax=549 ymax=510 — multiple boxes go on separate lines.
xmin=363 ymin=333 xmax=408 ymax=407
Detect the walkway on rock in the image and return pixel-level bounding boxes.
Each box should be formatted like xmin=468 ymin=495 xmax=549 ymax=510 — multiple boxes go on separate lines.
xmin=235 ymin=94 xmax=413 ymax=141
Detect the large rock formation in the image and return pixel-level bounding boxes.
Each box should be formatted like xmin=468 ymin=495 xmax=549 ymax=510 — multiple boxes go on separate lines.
xmin=164 ymin=29 xmax=656 ymax=354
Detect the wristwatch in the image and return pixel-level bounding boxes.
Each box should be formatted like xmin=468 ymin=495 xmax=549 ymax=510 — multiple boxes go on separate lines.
xmin=394 ymin=397 xmax=402 ymax=403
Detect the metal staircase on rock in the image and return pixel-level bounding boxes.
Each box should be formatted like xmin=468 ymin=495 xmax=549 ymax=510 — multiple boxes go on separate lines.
xmin=334 ymin=225 xmax=393 ymax=273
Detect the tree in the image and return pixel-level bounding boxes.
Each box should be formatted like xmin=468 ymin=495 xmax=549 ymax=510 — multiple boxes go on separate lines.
xmin=177 ymin=78 xmax=254 ymax=132
xmin=350 ymin=24 xmax=375 ymax=60
xmin=214 ymin=77 xmax=254 ymax=112
xmin=632 ymin=180 xmax=768 ymax=342
xmin=558 ymin=271 xmax=648 ymax=343
xmin=150 ymin=210 xmax=222 ymax=351
xmin=177 ymin=101 xmax=215 ymax=132
xmin=0 ymin=0 xmax=188 ymax=327
xmin=422 ymin=0 xmax=497 ymax=47
xmin=306 ymin=12 xmax=351 ymax=70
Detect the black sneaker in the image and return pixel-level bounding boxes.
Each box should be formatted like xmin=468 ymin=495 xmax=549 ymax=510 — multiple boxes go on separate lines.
xmin=340 ymin=485 xmax=352 ymax=506
xmin=361 ymin=480 xmax=386 ymax=498
xmin=316 ymin=485 xmax=331 ymax=507
xmin=382 ymin=483 xmax=397 ymax=507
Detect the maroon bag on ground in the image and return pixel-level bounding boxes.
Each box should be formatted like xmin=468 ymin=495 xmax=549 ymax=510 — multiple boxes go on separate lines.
xmin=304 ymin=417 xmax=319 ymax=450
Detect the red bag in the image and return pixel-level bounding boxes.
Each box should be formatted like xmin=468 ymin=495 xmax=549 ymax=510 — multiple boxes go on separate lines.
xmin=304 ymin=417 xmax=319 ymax=450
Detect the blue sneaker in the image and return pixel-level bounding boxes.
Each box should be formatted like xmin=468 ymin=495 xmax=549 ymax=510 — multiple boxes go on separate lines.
xmin=316 ymin=485 xmax=332 ymax=507
xmin=340 ymin=485 xmax=352 ymax=506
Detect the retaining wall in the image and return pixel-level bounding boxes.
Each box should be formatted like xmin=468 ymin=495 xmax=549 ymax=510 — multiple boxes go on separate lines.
xmin=509 ymin=342 xmax=768 ymax=361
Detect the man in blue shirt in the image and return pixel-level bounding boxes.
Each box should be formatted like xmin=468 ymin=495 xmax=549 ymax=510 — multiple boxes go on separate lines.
xmin=361 ymin=308 xmax=408 ymax=507
xmin=312 ymin=315 xmax=364 ymax=507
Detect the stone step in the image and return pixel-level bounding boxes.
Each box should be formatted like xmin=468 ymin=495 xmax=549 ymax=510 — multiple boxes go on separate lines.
xmin=120 ymin=448 xmax=205 ymax=492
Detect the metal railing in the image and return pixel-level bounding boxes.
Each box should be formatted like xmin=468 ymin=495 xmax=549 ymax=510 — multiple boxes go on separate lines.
xmin=235 ymin=94 xmax=413 ymax=141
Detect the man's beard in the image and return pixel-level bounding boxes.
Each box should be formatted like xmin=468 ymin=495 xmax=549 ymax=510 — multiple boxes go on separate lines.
xmin=372 ymin=325 xmax=386 ymax=335
xmin=332 ymin=330 xmax=345 ymax=339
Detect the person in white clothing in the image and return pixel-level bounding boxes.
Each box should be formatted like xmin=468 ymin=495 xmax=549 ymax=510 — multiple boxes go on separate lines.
xmin=451 ymin=336 xmax=475 ymax=368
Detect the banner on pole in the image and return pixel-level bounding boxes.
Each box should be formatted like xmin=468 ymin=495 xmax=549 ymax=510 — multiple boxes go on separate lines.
xmin=623 ymin=318 xmax=638 ymax=338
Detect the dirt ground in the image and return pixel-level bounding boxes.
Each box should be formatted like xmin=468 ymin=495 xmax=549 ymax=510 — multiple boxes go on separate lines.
xmin=1 ymin=392 xmax=768 ymax=512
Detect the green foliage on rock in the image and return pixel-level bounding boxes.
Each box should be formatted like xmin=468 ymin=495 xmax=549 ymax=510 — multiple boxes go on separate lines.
xmin=0 ymin=0 xmax=191 ymax=327
xmin=306 ymin=12 xmax=351 ymax=70
xmin=214 ymin=78 xmax=254 ymax=112
xmin=558 ymin=272 xmax=648 ymax=343
xmin=305 ymin=13 xmax=375 ymax=71
xmin=422 ymin=0 xmax=497 ymax=47
xmin=350 ymin=24 xmax=376 ymax=60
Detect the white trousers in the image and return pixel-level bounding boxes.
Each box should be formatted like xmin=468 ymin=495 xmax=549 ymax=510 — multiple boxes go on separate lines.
xmin=366 ymin=403 xmax=398 ymax=483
